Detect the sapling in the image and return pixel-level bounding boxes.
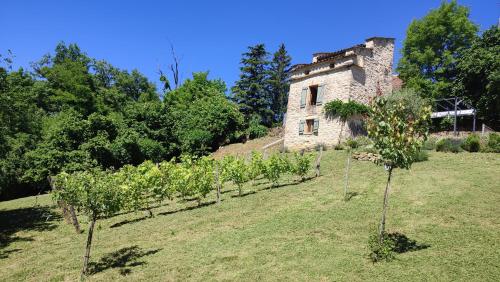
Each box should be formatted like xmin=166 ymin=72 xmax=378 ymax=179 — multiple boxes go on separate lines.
xmin=54 ymin=169 xmax=122 ymax=279
xmin=367 ymin=90 xmax=431 ymax=243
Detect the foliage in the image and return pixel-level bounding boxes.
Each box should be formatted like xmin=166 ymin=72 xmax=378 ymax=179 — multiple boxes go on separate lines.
xmin=353 ymin=136 xmax=373 ymax=147
xmin=324 ymin=99 xmax=369 ymax=121
xmin=167 ymin=72 xmax=244 ymax=156
xmin=231 ymin=44 xmax=273 ymax=126
xmin=397 ymin=0 xmax=479 ymax=99
xmin=485 ymin=133 xmax=500 ymax=153
xmin=1 ymin=45 xmax=244 ymax=200
xmin=291 ymin=153 xmax=313 ymax=182
xmin=436 ymin=138 xmax=463 ymax=153
xmin=453 ymin=26 xmax=500 ymax=128
xmin=263 ymin=154 xmax=290 ymax=187
xmin=367 ymin=90 xmax=431 ymax=169
xmin=248 ymin=151 xmax=265 ymax=183
xmin=368 ymin=230 xmax=395 ymax=262
xmin=461 ymin=134 xmax=481 ymax=152
xmin=190 ymin=157 xmax=215 ymax=203
xmin=268 ymin=44 xmax=292 ymax=125
xmin=422 ymin=136 xmax=438 ymax=150
xmin=248 ymin=115 xmax=268 ymax=139
xmin=413 ymin=149 xmax=429 ymax=162
xmin=224 ymin=156 xmax=248 ymax=196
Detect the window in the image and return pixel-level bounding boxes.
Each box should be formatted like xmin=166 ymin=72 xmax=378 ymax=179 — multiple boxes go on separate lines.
xmin=305 ymin=119 xmax=314 ymax=133
xmin=299 ymin=118 xmax=319 ymax=136
xmin=309 ymin=85 xmax=318 ymax=105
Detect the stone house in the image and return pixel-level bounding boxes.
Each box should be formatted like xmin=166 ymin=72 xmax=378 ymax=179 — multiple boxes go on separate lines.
xmin=283 ymin=37 xmax=395 ymax=150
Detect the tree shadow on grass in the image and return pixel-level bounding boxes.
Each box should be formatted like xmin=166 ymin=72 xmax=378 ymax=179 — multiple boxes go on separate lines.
xmin=88 ymin=245 xmax=161 ymax=276
xmin=111 ymin=201 xmax=217 ymax=228
xmin=0 ymin=206 xmax=60 ymax=258
xmin=344 ymin=192 xmax=360 ymax=201
xmin=387 ymin=232 xmax=430 ymax=253
xmin=230 ymin=191 xmax=256 ymax=198
xmin=260 ymin=176 xmax=315 ymax=191
xmin=158 ymin=201 xmax=217 ymax=216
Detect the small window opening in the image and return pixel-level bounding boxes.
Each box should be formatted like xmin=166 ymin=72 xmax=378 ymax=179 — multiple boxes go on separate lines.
xmin=305 ymin=119 xmax=314 ymax=134
xmin=309 ymin=85 xmax=318 ymax=105
xmin=304 ymin=69 xmax=310 ymax=75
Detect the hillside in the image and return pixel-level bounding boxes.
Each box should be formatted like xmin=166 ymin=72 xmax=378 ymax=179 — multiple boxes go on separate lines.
xmin=1 ymin=151 xmax=499 ymax=281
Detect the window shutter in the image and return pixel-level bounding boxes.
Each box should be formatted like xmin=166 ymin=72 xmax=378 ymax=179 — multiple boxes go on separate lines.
xmin=299 ymin=120 xmax=305 ymax=135
xmin=313 ymin=118 xmax=319 ymax=135
xmin=300 ymin=88 xmax=307 ymax=108
xmin=316 ymin=85 xmax=324 ymax=105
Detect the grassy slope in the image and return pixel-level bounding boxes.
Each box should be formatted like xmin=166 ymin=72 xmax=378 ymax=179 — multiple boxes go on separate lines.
xmin=0 ymin=151 xmax=499 ymax=281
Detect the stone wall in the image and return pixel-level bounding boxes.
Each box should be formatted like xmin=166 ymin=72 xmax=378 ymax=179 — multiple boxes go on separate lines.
xmin=284 ymin=37 xmax=395 ymax=151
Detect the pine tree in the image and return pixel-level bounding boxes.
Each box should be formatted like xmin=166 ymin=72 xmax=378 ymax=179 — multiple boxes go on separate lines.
xmin=232 ymin=44 xmax=272 ymax=127
xmin=269 ymin=43 xmax=291 ymax=125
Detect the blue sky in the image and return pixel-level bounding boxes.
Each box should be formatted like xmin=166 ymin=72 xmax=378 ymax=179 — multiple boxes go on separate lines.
xmin=1 ymin=1 xmax=498 ymax=91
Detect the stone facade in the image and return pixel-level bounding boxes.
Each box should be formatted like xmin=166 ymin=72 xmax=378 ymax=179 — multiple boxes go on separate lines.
xmin=284 ymin=37 xmax=394 ymax=150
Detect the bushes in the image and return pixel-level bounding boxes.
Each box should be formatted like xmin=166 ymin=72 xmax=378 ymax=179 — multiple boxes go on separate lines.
xmin=461 ymin=134 xmax=481 ymax=152
xmin=422 ymin=136 xmax=437 ymax=150
xmin=436 ymin=138 xmax=463 ymax=153
xmin=413 ymin=150 xmax=429 ymax=162
xmin=485 ymin=133 xmax=500 ymax=153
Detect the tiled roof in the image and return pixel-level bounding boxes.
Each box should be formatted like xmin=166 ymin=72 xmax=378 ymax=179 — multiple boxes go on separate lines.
xmin=290 ymin=44 xmax=365 ymax=73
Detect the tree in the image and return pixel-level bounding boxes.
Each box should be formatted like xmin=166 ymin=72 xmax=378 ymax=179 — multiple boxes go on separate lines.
xmin=54 ymin=169 xmax=122 ymax=279
xmin=454 ymin=26 xmax=500 ymax=129
xmin=367 ymin=89 xmax=431 ymax=242
xmin=268 ymin=44 xmax=291 ymax=125
xmin=397 ymin=0 xmax=478 ymax=99
xmin=324 ymin=99 xmax=369 ymax=200
xmin=167 ymin=72 xmax=244 ymax=156
xmin=232 ymin=44 xmax=273 ymax=127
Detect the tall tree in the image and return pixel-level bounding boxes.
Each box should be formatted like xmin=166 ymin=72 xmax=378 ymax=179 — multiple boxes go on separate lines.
xmin=397 ymin=0 xmax=478 ymax=99
xmin=453 ymin=26 xmax=500 ymax=129
xmin=232 ymin=44 xmax=272 ymax=127
xmin=268 ymin=43 xmax=291 ymax=125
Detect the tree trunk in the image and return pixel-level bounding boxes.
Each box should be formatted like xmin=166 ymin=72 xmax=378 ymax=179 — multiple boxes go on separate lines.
xmin=337 ymin=121 xmax=345 ymax=145
xmin=68 ymin=205 xmax=82 ymax=234
xmin=48 ymin=176 xmax=72 ymax=224
xmin=379 ymin=168 xmax=393 ymax=243
xmin=81 ymin=214 xmax=97 ymax=280
xmin=315 ymin=146 xmax=323 ymax=177
xmin=344 ymin=149 xmax=351 ymax=201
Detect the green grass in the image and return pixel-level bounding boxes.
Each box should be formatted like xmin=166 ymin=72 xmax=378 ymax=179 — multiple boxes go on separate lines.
xmin=1 ymin=151 xmax=499 ymax=281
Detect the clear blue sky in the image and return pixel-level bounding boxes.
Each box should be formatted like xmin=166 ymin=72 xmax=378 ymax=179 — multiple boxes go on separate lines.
xmin=1 ymin=0 xmax=498 ymax=91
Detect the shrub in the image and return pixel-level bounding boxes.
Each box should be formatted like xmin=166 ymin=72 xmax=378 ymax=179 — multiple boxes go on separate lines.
xmin=486 ymin=133 xmax=500 ymax=153
xmin=315 ymin=143 xmax=327 ymax=151
xmin=422 ymin=136 xmax=437 ymax=150
xmin=353 ymin=136 xmax=373 ymax=147
xmin=248 ymin=115 xmax=268 ymax=139
xmin=345 ymin=138 xmax=358 ymax=149
xmin=436 ymin=138 xmax=463 ymax=153
xmin=461 ymin=134 xmax=481 ymax=152
xmin=263 ymin=154 xmax=290 ymax=187
xmin=334 ymin=144 xmax=344 ymax=150
xmin=368 ymin=230 xmax=395 ymax=262
xmin=291 ymin=153 xmax=313 ymax=182
xmin=413 ymin=150 xmax=429 ymax=162
xmin=439 ymin=116 xmax=454 ymax=131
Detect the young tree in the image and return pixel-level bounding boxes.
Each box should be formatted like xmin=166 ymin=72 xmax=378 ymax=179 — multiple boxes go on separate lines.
xmin=268 ymin=44 xmax=291 ymax=125
xmin=232 ymin=44 xmax=273 ymax=127
xmin=367 ymin=90 xmax=431 ymax=242
xmin=225 ymin=156 xmax=248 ymax=196
xmin=454 ymin=26 xmax=500 ymax=129
xmin=397 ymin=0 xmax=478 ymax=99
xmin=54 ymin=169 xmax=122 ymax=279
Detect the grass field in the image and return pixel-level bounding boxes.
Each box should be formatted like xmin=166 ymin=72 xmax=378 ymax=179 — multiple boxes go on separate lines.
xmin=1 ymin=151 xmax=499 ymax=281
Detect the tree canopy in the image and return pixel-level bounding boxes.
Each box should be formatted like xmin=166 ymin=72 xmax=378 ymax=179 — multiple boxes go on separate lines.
xmin=397 ymin=0 xmax=478 ymax=99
